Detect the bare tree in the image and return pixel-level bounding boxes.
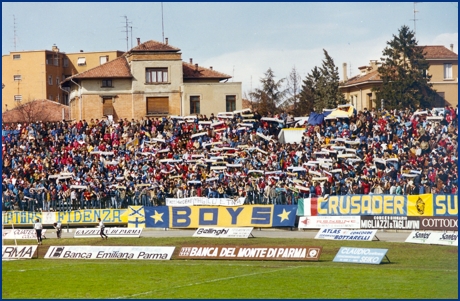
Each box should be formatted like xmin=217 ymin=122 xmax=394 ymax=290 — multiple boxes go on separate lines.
xmin=283 ymin=66 xmax=302 ymax=114
xmin=14 ymin=99 xmax=54 ymax=123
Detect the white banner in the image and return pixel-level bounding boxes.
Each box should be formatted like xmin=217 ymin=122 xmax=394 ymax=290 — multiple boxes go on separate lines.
xmin=405 ymin=231 xmax=458 ymax=246
xmin=166 ymin=197 xmax=245 ymax=207
xmin=193 ymin=227 xmax=253 ymax=238
xmin=44 ymin=246 xmax=175 ymax=260
xmin=3 ymin=229 xmax=47 ymax=240
xmin=73 ymin=227 xmax=143 ymax=238
xmin=315 ymin=228 xmax=377 ymax=241
xmin=2 ymin=245 xmax=38 ymax=259
xmin=298 ymin=216 xmax=361 ymax=229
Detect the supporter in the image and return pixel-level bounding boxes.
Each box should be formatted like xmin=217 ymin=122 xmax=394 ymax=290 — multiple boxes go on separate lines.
xmin=1 ymin=106 xmax=457 ymax=211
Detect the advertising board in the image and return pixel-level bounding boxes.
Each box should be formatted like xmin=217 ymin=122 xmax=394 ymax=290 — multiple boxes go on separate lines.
xmin=298 ymin=216 xmax=360 ymax=229
xmin=2 ymin=245 xmax=38 ymax=259
xmin=315 ymin=228 xmax=377 ymax=241
xmin=73 ymin=227 xmax=143 ymax=238
xmin=405 ymin=231 xmax=458 ymax=246
xmin=333 ymin=247 xmax=389 ymax=264
xmin=419 ymin=217 xmax=458 ymax=231
xmin=44 ymin=246 xmax=175 ymax=260
xmin=193 ymin=227 xmax=253 ymax=238
xmin=3 ymin=229 xmax=47 ymax=239
xmin=360 ymin=216 xmax=420 ymax=230
xmin=176 ymin=246 xmax=322 ymax=261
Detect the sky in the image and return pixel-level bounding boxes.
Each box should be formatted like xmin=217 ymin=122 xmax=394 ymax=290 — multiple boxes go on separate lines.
xmin=2 ymin=2 xmax=458 ymax=95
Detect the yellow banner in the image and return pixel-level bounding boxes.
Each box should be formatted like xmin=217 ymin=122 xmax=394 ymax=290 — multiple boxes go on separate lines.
xmin=2 ymin=210 xmax=129 ymax=225
xmin=169 ymin=205 xmax=275 ymax=228
xmin=407 ymin=194 xmax=434 ymax=216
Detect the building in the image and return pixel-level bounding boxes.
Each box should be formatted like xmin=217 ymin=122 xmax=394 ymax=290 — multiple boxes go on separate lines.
xmin=63 ymin=39 xmax=242 ymax=121
xmin=2 ymin=46 xmax=124 ymax=112
xmin=339 ymin=45 xmax=458 ymax=111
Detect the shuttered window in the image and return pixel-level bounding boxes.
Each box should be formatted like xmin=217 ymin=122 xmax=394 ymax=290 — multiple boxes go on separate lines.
xmin=147 ymin=97 xmax=169 ymax=115
xmin=103 ymin=97 xmax=114 ymax=116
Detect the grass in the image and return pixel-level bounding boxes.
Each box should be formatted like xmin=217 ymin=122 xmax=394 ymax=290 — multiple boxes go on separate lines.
xmin=2 ymin=237 xmax=458 ymax=299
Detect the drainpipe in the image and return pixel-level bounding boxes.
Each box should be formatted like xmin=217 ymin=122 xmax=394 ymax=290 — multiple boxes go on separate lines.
xmin=71 ymin=78 xmax=82 ymax=120
xmin=58 ymin=82 xmax=70 ymax=120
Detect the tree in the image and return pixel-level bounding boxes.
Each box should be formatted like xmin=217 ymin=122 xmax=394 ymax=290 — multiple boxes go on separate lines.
xmin=283 ymin=66 xmax=302 ymax=114
xmin=14 ymin=99 xmax=53 ymax=123
xmin=249 ymin=68 xmax=286 ymax=115
xmin=373 ymin=25 xmax=437 ymax=109
xmin=299 ymin=49 xmax=345 ymax=113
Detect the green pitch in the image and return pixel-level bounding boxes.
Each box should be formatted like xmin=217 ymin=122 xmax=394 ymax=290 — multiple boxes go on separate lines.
xmin=2 ymin=237 xmax=457 ymax=299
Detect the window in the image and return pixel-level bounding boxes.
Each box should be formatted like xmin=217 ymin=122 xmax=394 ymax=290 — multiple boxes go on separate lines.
xmin=48 ymin=95 xmax=52 ymax=100
xmin=57 ymin=77 xmax=60 ymax=85
xmin=54 ymin=57 xmax=59 ymax=66
xmin=226 ymin=95 xmax=236 ymax=112
xmin=146 ymin=68 xmax=168 ymax=83
xmin=103 ymin=97 xmax=114 ymax=116
xmin=14 ymin=95 xmax=22 ymax=102
xmin=100 ymin=56 xmax=108 ymax=65
xmin=63 ymin=58 xmax=69 ymax=67
xmin=48 ymin=75 xmax=53 ymax=85
xmin=77 ymin=57 xmax=86 ymax=66
xmin=146 ymin=97 xmax=169 ymax=115
xmin=190 ymin=96 xmax=200 ymax=114
xmin=444 ymin=63 xmax=453 ymax=79
xmin=13 ymin=75 xmax=22 ymax=81
xmin=101 ymin=79 xmax=113 ymax=87
xmin=13 ymin=54 xmax=20 ymax=60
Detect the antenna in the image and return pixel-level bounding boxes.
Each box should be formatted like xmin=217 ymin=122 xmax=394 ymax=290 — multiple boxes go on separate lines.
xmin=13 ymin=15 xmax=17 ymax=51
xmin=121 ymin=16 xmax=132 ymax=51
xmin=161 ymin=3 xmax=165 ymax=43
xmin=232 ymin=65 xmax=235 ymax=82
xmin=349 ymin=62 xmax=352 ymax=78
xmin=130 ymin=26 xmax=133 ymax=49
xmin=410 ymin=2 xmax=420 ymax=37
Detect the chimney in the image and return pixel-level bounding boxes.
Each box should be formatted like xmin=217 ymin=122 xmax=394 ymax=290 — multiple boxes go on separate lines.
xmin=210 ymin=66 xmax=213 ymax=70
xmin=450 ymin=44 xmax=454 ymax=52
xmin=342 ymin=63 xmax=348 ymax=82
xmin=369 ymin=60 xmax=378 ymax=70
xmin=165 ymin=37 xmax=168 ymax=45
xmin=195 ymin=63 xmax=198 ymax=71
xmin=137 ymin=38 xmax=140 ymax=46
xmin=52 ymin=44 xmax=59 ymax=52
xmin=80 ymin=50 xmax=83 ymax=52
xmin=190 ymin=58 xmax=193 ymax=64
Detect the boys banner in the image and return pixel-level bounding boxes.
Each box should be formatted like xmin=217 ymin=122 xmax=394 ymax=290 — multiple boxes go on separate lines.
xmin=137 ymin=205 xmax=297 ymax=228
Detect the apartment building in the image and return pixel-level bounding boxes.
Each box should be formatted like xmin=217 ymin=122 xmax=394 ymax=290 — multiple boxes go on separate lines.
xmin=340 ymin=45 xmax=458 ymax=111
xmin=2 ymin=45 xmax=124 ymax=112
xmin=63 ymin=38 xmax=242 ymax=121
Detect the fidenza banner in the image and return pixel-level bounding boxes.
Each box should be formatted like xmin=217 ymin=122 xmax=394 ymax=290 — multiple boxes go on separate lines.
xmin=419 ymin=217 xmax=458 ymax=231
xmin=193 ymin=227 xmax=253 ymax=238
xmin=360 ymin=216 xmax=420 ymax=230
xmin=136 ymin=205 xmax=297 ymax=228
xmin=314 ymin=228 xmax=377 ymax=241
xmin=176 ymin=246 xmax=322 ymax=261
xmin=297 ymin=194 xmax=457 ymax=217
xmin=3 ymin=229 xmax=48 ymax=239
xmin=2 ymin=245 xmax=38 ymax=259
xmin=2 ymin=209 xmax=129 ymax=225
xmin=298 ymin=216 xmax=361 ymax=229
xmin=44 ymin=246 xmax=175 ymax=259
xmin=73 ymin=227 xmax=143 ymax=238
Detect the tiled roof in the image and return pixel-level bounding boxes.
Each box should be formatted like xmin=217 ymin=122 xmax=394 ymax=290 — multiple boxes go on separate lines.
xmin=182 ymin=62 xmax=231 ymax=80
xmin=67 ymin=56 xmax=132 ymax=81
xmin=342 ymin=69 xmax=381 ymax=86
xmin=418 ymin=45 xmax=458 ymax=59
xmin=130 ymin=40 xmax=180 ymax=52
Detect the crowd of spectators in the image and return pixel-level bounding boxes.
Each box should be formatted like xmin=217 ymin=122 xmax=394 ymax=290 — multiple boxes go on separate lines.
xmin=1 ymin=104 xmax=458 ymax=212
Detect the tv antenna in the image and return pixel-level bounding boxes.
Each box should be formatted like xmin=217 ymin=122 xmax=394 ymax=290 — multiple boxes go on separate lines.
xmin=13 ymin=15 xmax=18 ymax=51
xmin=161 ymin=2 xmax=165 ymax=43
xmin=410 ymin=2 xmax=421 ymax=37
xmin=121 ymin=15 xmax=132 ymax=51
